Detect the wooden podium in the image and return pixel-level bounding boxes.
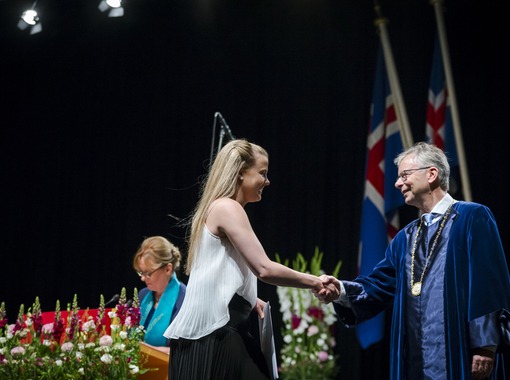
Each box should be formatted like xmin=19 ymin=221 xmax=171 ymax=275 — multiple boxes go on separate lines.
xmin=139 ymin=342 xmax=169 ymax=380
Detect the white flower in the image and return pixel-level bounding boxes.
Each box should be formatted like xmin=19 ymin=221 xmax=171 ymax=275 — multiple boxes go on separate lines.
xmin=16 ymin=329 xmax=28 ymax=338
xmin=82 ymin=320 xmax=96 ymax=332
xmin=101 ymin=353 xmax=113 ymax=364
xmin=113 ymin=343 xmax=126 ymax=351
xmin=324 ymin=313 xmax=337 ymax=326
xmin=78 ymin=368 xmax=85 ymax=375
xmin=119 ymin=331 xmax=128 ymax=339
xmin=283 ymin=334 xmax=292 ymax=344
xmin=55 ymin=359 xmax=63 ymax=366
xmin=108 ymin=311 xmax=117 ymax=319
xmin=129 ymin=364 xmax=140 ymax=374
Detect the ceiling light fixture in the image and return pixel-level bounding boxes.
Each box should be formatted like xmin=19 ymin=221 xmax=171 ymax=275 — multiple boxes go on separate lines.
xmin=98 ymin=0 xmax=124 ymax=17
xmin=17 ymin=3 xmax=43 ymax=35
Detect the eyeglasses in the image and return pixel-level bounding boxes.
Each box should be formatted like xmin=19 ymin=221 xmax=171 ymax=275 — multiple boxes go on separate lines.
xmin=136 ymin=264 xmax=166 ymax=279
xmin=396 ymin=166 xmax=431 ymax=182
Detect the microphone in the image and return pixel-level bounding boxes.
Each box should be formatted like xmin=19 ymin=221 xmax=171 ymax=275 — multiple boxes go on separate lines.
xmin=215 ymin=112 xmax=235 ymax=140
xmin=105 ymin=294 xmax=120 ymax=307
xmin=126 ymin=299 xmax=133 ymax=308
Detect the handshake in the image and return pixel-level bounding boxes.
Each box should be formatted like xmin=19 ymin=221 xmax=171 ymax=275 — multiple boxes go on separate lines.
xmin=313 ymin=274 xmax=341 ymax=304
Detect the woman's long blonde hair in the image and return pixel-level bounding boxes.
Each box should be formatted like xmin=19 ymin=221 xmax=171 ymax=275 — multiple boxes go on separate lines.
xmin=184 ymin=139 xmax=268 ymax=275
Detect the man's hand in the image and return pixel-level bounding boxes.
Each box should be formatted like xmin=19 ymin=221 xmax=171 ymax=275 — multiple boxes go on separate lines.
xmin=312 ymin=274 xmax=340 ymax=303
xmin=471 ymin=348 xmax=495 ymax=380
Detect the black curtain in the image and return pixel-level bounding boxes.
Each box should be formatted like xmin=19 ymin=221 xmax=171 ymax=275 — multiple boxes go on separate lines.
xmin=1 ymin=1 xmax=508 ymax=379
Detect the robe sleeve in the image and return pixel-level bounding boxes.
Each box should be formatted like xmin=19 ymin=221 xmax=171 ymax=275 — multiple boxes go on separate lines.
xmin=334 ymin=235 xmax=404 ymax=326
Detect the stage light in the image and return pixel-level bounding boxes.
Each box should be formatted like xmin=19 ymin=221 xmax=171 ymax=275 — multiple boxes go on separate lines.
xmin=17 ymin=7 xmax=43 ymax=35
xmin=98 ymin=0 xmax=124 ymax=17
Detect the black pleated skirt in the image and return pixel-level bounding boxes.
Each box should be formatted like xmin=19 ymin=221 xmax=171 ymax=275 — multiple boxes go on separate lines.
xmin=169 ymin=294 xmax=271 ymax=380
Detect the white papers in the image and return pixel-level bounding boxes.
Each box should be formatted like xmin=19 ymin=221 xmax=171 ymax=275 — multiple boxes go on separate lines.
xmin=258 ymin=301 xmax=279 ymax=380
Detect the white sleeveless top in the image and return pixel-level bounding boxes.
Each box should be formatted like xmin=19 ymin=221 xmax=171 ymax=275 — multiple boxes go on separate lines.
xmin=163 ymin=226 xmax=257 ymax=340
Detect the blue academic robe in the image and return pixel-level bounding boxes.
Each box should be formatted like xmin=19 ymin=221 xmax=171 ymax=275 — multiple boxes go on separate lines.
xmin=335 ymin=201 xmax=510 ymax=379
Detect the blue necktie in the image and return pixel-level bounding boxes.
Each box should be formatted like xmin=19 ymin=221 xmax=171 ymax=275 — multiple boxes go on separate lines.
xmin=423 ymin=213 xmax=440 ymax=226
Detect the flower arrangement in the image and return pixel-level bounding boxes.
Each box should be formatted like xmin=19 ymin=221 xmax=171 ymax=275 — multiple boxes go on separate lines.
xmin=0 ymin=287 xmax=151 ymax=380
xmin=276 ymin=247 xmax=342 ymax=380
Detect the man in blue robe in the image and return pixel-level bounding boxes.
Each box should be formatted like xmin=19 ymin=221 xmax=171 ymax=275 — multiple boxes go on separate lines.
xmin=317 ymin=142 xmax=510 ymax=379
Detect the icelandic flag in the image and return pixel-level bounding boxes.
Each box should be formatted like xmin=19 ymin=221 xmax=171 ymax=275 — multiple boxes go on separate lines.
xmin=426 ymin=34 xmax=462 ymax=198
xmin=356 ymin=45 xmax=406 ymax=349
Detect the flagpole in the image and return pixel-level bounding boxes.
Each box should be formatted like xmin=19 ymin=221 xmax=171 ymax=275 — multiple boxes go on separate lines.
xmin=430 ymin=0 xmax=472 ymax=201
xmin=374 ymin=4 xmax=414 ymax=150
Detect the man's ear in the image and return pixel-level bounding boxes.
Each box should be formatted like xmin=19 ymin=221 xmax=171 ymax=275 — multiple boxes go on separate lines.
xmin=428 ymin=167 xmax=439 ymax=183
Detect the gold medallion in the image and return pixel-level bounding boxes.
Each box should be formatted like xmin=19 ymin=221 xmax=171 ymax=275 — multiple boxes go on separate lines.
xmin=411 ymin=282 xmax=422 ymax=296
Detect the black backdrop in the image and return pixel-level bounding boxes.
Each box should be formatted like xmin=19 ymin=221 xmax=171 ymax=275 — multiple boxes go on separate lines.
xmin=1 ymin=0 xmax=509 ymax=379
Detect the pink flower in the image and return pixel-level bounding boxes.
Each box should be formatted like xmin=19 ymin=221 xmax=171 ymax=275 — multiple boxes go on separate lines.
xmin=42 ymin=323 xmax=53 ymax=334
xmin=318 ymin=351 xmax=329 ymax=362
xmin=10 ymin=346 xmax=25 ymax=356
xmin=61 ymin=342 xmax=74 ymax=352
xmin=307 ymin=325 xmax=319 ymax=337
xmin=99 ymin=335 xmax=113 ymax=347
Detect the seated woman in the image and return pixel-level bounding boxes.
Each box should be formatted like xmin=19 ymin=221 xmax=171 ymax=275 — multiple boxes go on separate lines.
xmin=133 ymin=236 xmax=186 ymax=354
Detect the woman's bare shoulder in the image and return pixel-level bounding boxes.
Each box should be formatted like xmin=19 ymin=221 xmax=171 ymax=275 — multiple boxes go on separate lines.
xmin=210 ymin=197 xmax=242 ymax=213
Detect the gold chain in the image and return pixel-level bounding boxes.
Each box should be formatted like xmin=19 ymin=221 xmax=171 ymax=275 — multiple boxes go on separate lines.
xmin=410 ymin=202 xmax=454 ymax=296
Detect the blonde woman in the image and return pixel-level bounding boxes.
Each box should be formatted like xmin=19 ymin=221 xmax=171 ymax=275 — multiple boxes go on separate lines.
xmin=164 ymin=139 xmax=326 ymax=379
xmin=133 ymin=236 xmax=186 ymax=355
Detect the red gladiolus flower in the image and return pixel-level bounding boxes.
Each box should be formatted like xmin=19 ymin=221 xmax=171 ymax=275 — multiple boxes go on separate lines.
xmin=307 ymin=306 xmax=324 ymax=321
xmin=291 ymin=314 xmax=301 ymax=330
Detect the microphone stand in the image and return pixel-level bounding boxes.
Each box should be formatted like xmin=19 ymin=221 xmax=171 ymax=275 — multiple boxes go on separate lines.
xmin=209 ymin=113 xmax=220 ymax=167
xmin=209 ymin=112 xmax=235 ymax=168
